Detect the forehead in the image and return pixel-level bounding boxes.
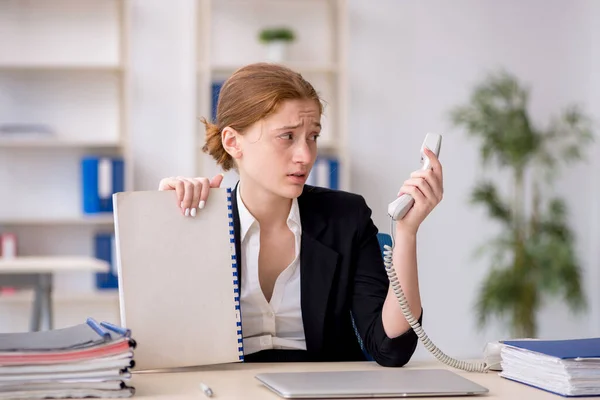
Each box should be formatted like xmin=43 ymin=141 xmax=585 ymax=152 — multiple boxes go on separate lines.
xmin=267 ymin=99 xmax=321 ymax=124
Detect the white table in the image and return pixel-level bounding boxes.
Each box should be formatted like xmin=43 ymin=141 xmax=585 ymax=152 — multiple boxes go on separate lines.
xmin=125 ymin=360 xmax=587 ymax=399
xmin=0 ymin=256 xmax=109 ymax=331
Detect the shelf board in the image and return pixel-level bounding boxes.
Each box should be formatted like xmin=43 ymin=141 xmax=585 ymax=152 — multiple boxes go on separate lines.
xmin=0 ymin=289 xmax=119 ymax=304
xmin=0 ymin=256 xmax=109 ymax=274
xmin=0 ymin=138 xmax=123 ymax=150
xmin=0 ymin=215 xmax=114 ymax=226
xmin=205 ymin=62 xmax=339 ymax=75
xmin=0 ymin=64 xmax=123 ymax=73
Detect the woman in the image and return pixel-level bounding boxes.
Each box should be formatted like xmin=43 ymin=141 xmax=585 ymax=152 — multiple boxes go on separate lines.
xmin=158 ymin=63 xmax=443 ymax=367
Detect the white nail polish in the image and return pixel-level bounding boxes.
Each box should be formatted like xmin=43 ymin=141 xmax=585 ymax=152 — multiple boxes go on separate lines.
xmin=185 ymin=208 xmax=190 ymax=216
xmin=199 ymin=200 xmax=205 ymax=209
xmin=191 ymin=208 xmax=197 ymax=217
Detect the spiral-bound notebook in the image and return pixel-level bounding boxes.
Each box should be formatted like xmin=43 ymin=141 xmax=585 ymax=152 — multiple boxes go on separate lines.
xmin=112 ymin=188 xmax=243 ymax=371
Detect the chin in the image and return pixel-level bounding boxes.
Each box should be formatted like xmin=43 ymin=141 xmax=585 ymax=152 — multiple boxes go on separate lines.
xmin=278 ymin=184 xmax=304 ymax=199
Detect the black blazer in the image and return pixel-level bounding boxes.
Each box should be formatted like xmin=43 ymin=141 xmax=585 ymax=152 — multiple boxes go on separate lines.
xmin=231 ymin=184 xmax=422 ymax=367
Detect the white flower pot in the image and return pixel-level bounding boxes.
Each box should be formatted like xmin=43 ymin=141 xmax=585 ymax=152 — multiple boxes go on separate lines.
xmin=265 ymin=40 xmax=289 ymax=62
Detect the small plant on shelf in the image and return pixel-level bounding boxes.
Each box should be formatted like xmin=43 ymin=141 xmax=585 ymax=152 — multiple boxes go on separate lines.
xmin=258 ymin=27 xmax=296 ymax=43
xmin=258 ymin=27 xmax=296 ymax=62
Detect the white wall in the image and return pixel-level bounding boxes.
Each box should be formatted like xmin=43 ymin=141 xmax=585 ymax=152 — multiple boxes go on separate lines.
xmin=348 ymin=0 xmax=600 ymax=361
xmin=129 ymin=0 xmax=197 ymax=191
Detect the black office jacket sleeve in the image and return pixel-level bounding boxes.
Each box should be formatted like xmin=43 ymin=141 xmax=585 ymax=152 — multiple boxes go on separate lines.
xmin=231 ymin=184 xmax=422 ymax=367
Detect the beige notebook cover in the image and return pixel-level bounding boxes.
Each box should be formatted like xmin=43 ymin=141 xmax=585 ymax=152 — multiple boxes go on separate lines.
xmin=112 ymin=188 xmax=243 ymax=371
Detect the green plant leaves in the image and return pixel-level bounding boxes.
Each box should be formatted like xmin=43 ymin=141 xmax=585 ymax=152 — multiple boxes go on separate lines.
xmin=470 ymin=181 xmax=511 ymax=225
xmin=451 ymin=69 xmax=593 ymax=337
xmin=449 ymin=70 xmax=542 ymax=170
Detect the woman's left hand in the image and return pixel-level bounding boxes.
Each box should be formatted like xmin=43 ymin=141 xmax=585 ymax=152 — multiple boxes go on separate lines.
xmin=395 ymin=147 xmax=444 ymax=235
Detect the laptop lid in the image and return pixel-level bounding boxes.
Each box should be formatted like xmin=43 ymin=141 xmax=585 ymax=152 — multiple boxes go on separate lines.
xmin=255 ymin=369 xmax=489 ymax=398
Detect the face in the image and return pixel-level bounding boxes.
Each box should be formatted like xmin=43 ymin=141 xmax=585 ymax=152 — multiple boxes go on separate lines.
xmin=223 ymin=98 xmax=321 ymax=200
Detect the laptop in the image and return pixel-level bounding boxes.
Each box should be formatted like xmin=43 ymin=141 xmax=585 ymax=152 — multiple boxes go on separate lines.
xmin=255 ymin=369 xmax=489 ymax=398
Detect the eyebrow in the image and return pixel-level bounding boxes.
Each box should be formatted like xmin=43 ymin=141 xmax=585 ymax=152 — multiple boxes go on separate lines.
xmin=275 ymin=122 xmax=322 ymax=130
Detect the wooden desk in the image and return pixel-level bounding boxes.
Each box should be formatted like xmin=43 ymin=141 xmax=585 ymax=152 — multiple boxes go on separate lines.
xmin=0 ymin=256 xmax=109 ymax=331
xmin=128 ymin=360 xmax=578 ymax=399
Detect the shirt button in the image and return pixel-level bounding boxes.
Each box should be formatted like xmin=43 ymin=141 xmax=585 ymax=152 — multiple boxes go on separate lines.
xmin=268 ymin=311 xmax=274 ymax=318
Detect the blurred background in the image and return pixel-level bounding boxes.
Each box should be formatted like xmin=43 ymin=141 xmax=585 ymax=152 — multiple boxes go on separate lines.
xmin=0 ymin=0 xmax=598 ymax=364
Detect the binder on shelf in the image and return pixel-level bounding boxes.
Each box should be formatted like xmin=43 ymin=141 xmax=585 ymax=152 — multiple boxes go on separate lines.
xmin=211 ymin=81 xmax=225 ymax=123
xmin=0 ymin=233 xmax=17 ymax=259
xmin=112 ymin=188 xmax=243 ymax=370
xmin=307 ymin=156 xmax=339 ymax=190
xmin=81 ymin=156 xmax=124 ymax=214
xmin=0 ymin=318 xmax=136 ymax=399
xmin=500 ymin=337 xmax=600 ymax=397
xmin=94 ymin=232 xmax=118 ymax=290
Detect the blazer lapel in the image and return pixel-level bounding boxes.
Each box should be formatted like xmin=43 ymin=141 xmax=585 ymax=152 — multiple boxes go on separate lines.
xmin=298 ymin=192 xmax=340 ymax=354
xmin=299 ymin=232 xmax=339 ymax=354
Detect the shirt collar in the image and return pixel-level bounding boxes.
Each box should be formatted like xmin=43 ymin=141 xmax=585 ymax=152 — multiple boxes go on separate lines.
xmin=236 ymin=185 xmax=301 ymax=243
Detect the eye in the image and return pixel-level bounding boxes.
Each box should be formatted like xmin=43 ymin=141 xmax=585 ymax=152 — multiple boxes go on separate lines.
xmin=310 ymin=133 xmax=320 ymax=141
xmin=279 ymin=133 xmax=293 ymax=140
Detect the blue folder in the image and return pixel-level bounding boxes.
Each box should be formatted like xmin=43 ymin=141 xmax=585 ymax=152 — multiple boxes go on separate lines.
xmin=95 ymin=233 xmax=118 ymax=290
xmin=503 ymin=337 xmax=600 ymax=359
xmin=81 ymin=156 xmax=125 ymax=214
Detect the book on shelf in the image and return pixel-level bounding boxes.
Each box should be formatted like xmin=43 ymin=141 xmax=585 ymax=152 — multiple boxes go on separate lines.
xmin=211 ymin=80 xmax=225 ymax=123
xmin=0 ymin=318 xmax=136 ymax=399
xmin=81 ymin=156 xmax=125 ymax=214
xmin=0 ymin=233 xmax=17 ymax=259
xmin=95 ymin=232 xmax=118 ymax=290
xmin=0 ymin=123 xmax=55 ymax=138
xmin=307 ymin=156 xmax=339 ymax=190
xmin=500 ymin=337 xmax=600 ymax=397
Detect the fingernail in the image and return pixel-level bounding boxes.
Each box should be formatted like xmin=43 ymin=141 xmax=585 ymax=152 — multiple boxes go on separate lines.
xmin=220 ymin=172 xmax=225 ymax=177
xmin=199 ymin=200 xmax=205 ymax=209
xmin=185 ymin=208 xmax=190 ymax=217
xmin=191 ymin=208 xmax=197 ymax=217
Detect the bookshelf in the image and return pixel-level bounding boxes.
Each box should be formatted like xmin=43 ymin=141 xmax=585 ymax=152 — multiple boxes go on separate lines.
xmin=195 ymin=0 xmax=349 ymax=191
xmin=0 ymin=0 xmax=130 ymax=321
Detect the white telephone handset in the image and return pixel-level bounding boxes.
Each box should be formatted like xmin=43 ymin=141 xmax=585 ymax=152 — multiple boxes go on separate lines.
xmin=387 ymin=134 xmax=443 ymax=220
xmin=384 ymin=133 xmax=490 ymax=373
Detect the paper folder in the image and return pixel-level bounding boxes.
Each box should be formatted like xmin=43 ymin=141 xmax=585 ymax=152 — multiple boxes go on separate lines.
xmin=112 ymin=188 xmax=243 ymax=371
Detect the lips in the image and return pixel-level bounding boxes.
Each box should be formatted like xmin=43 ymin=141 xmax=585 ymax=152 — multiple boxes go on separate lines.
xmin=287 ymin=172 xmax=308 ymax=184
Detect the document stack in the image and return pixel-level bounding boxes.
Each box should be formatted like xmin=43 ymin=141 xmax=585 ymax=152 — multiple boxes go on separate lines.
xmin=500 ymin=337 xmax=600 ymax=397
xmin=0 ymin=318 xmax=136 ymax=399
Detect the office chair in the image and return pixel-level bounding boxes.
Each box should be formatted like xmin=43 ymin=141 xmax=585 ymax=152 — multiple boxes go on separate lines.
xmin=352 ymin=232 xmax=392 ymax=361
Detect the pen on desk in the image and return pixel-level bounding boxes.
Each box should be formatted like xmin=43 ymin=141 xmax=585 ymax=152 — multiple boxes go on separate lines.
xmin=200 ymin=382 xmax=213 ymax=397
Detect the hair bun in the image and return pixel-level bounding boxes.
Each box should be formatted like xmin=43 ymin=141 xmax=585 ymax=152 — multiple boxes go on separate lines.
xmin=200 ymin=117 xmax=235 ymax=171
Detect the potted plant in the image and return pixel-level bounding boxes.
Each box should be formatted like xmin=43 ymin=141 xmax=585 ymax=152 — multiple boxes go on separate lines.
xmin=449 ymin=69 xmax=593 ymax=338
xmin=258 ymin=27 xmax=296 ymax=62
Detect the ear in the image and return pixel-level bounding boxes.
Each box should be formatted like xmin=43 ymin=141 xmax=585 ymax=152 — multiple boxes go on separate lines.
xmin=221 ymin=126 xmax=242 ymax=160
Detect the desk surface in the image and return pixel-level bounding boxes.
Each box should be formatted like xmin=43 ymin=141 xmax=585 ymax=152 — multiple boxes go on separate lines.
xmin=0 ymin=256 xmax=109 ymax=273
xmin=127 ymin=360 xmax=579 ymax=399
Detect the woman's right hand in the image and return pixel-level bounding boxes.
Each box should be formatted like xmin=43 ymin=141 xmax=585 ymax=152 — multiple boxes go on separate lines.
xmin=158 ymin=173 xmax=224 ymax=217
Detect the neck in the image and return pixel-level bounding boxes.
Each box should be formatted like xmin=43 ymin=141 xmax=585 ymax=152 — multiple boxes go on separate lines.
xmin=238 ymin=180 xmax=292 ymax=229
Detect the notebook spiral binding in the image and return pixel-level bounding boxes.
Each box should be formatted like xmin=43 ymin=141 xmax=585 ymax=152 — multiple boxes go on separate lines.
xmin=227 ymin=187 xmax=244 ymax=362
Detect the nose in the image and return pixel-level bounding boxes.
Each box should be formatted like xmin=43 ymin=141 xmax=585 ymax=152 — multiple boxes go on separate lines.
xmin=292 ymin=138 xmax=313 ymax=164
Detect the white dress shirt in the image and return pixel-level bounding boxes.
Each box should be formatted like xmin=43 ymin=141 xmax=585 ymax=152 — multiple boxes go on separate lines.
xmin=237 ymin=187 xmax=306 ymax=355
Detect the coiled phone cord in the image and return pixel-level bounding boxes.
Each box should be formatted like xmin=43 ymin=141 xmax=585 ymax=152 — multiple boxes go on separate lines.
xmin=383 ymin=223 xmax=489 ymax=373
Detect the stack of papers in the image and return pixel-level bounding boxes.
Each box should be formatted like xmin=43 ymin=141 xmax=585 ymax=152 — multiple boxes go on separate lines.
xmin=0 ymin=318 xmax=136 ymax=399
xmin=500 ymin=337 xmax=600 ymax=397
